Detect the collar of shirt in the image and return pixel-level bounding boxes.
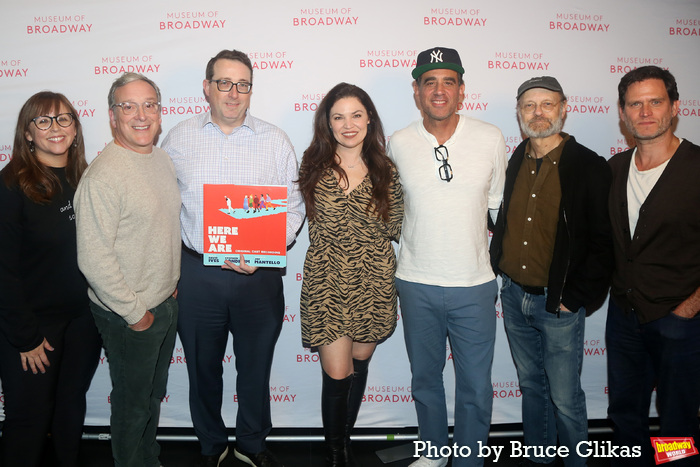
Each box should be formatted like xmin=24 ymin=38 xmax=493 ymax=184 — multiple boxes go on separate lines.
xmin=201 ymin=110 xmax=258 ymax=135
xmin=417 ymin=114 xmax=465 ymax=147
xmin=524 ymin=132 xmax=570 ymax=164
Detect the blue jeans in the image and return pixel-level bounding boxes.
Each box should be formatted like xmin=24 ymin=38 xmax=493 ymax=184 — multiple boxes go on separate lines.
xmin=91 ymin=296 xmax=178 ymax=467
xmin=397 ymin=278 xmax=497 ymax=467
xmin=606 ymin=296 xmax=700 ymax=467
xmin=500 ymin=275 xmax=587 ymax=467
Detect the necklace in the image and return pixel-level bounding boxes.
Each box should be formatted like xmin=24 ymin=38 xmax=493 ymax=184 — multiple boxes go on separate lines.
xmin=338 ymin=154 xmax=363 ymax=169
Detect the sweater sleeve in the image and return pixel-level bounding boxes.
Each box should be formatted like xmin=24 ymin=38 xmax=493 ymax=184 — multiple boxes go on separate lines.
xmin=561 ymin=154 xmax=614 ymax=311
xmin=74 ymin=176 xmax=147 ymax=324
xmin=0 ymin=183 xmax=43 ymax=351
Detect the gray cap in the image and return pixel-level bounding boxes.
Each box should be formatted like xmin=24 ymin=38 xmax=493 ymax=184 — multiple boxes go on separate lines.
xmin=517 ymin=76 xmax=564 ymax=99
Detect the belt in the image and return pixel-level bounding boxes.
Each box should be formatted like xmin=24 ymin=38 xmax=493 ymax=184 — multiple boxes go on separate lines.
xmin=182 ymin=243 xmax=203 ymax=260
xmin=512 ymin=279 xmax=545 ymax=296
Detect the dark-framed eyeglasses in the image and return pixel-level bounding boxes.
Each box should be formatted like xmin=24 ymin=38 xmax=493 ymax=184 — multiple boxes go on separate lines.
xmin=112 ymin=101 xmax=161 ymax=115
xmin=434 ymin=145 xmax=453 ymax=182
xmin=31 ymin=113 xmax=75 ymax=131
xmin=210 ymin=79 xmax=252 ymax=94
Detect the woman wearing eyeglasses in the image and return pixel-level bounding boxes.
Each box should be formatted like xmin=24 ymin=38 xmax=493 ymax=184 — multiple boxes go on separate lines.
xmin=0 ymin=91 xmax=102 ymax=466
xmin=298 ymin=83 xmax=403 ymax=467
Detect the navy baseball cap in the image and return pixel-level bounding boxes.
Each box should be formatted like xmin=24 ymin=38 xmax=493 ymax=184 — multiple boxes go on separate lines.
xmin=412 ymin=47 xmax=464 ymax=79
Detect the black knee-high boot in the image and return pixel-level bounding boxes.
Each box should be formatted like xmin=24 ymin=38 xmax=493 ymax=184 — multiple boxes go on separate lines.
xmin=344 ymin=357 xmax=371 ymax=467
xmin=322 ymin=370 xmax=353 ymax=467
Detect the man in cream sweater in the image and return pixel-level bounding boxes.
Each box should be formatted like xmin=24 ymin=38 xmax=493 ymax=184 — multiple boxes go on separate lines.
xmin=75 ymin=72 xmax=181 ymax=467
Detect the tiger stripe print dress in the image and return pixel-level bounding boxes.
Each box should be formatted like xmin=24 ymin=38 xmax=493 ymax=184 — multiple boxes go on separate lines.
xmin=300 ymin=167 xmax=404 ymax=347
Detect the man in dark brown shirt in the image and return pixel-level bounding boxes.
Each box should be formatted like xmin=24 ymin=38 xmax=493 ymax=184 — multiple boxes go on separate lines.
xmin=490 ymin=76 xmax=613 ymax=467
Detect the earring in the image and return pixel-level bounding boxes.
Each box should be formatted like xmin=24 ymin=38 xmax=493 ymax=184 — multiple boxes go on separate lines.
xmin=28 ymin=141 xmax=34 ymax=153
xmin=73 ymin=139 xmax=78 ymax=148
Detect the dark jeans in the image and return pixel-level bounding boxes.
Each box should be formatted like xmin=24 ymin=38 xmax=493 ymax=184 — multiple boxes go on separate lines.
xmin=0 ymin=310 xmax=101 ymax=467
xmin=606 ymin=297 xmax=700 ymax=467
xmin=177 ymin=249 xmax=284 ymax=456
xmin=91 ymin=296 xmax=178 ymax=467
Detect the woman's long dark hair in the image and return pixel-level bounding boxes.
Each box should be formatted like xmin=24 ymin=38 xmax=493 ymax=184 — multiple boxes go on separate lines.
xmin=298 ymin=82 xmax=393 ymax=221
xmin=2 ymin=91 xmax=87 ymax=204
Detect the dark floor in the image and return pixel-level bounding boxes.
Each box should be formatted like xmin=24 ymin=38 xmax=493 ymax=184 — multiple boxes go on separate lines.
xmin=8 ymin=422 xmax=628 ymax=466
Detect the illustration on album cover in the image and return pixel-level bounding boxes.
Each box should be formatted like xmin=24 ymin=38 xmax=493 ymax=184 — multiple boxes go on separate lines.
xmin=202 ymin=184 xmax=288 ymax=267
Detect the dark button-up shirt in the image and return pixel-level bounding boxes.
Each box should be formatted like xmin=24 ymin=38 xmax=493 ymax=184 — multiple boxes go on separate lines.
xmin=499 ymin=135 xmax=568 ymax=286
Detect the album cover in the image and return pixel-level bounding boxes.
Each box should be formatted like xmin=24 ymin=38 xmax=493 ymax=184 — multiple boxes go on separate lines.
xmin=202 ymin=184 xmax=288 ymax=267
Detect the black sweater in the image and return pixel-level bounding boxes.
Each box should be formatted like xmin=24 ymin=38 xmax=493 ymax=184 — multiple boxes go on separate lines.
xmin=0 ymin=167 xmax=89 ymax=352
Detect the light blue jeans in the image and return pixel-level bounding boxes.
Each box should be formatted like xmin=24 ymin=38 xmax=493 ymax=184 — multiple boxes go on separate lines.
xmin=397 ymin=278 xmax=497 ymax=467
xmin=500 ymin=275 xmax=587 ymax=467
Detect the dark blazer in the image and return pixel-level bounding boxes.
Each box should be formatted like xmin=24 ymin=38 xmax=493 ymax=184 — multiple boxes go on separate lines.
xmin=490 ymin=135 xmax=614 ymax=313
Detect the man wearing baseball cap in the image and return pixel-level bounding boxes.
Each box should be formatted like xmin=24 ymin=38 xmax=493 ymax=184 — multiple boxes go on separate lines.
xmin=387 ymin=47 xmax=507 ymax=467
xmin=490 ymin=76 xmax=613 ymax=466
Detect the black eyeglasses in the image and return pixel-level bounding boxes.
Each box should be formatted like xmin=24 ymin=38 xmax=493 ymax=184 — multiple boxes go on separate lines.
xmin=434 ymin=145 xmax=453 ymax=182
xmin=209 ymin=79 xmax=252 ymax=94
xmin=31 ymin=113 xmax=75 ymax=131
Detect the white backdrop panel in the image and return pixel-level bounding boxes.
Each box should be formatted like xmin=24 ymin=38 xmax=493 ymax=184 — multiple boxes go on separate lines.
xmin=1 ymin=0 xmax=699 ymax=429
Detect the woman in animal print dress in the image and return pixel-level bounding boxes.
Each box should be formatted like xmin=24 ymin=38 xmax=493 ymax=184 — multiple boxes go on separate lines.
xmin=298 ymin=82 xmax=403 ymax=467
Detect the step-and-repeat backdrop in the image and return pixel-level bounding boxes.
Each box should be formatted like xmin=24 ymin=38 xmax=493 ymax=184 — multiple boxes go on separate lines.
xmin=1 ymin=0 xmax=699 ymax=430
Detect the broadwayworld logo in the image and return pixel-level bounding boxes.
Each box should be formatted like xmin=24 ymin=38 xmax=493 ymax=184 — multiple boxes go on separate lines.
xmin=652 ymin=437 xmax=698 ymax=464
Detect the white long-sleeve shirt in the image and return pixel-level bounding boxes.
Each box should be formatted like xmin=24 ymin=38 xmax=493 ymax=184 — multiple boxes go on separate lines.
xmin=388 ymin=115 xmax=506 ymax=287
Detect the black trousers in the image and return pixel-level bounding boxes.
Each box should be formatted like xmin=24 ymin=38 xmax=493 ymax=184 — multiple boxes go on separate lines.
xmin=0 ymin=310 xmax=101 ymax=467
xmin=177 ymin=249 xmax=284 ymax=456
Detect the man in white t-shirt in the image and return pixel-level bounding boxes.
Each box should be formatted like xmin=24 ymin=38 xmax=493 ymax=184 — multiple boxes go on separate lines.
xmin=607 ymin=65 xmax=700 ymax=466
xmin=387 ymin=46 xmax=506 ymax=467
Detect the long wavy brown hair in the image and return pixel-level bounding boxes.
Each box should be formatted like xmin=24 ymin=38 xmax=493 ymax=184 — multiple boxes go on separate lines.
xmin=298 ymin=83 xmax=394 ymax=221
xmin=2 ymin=91 xmax=86 ymax=204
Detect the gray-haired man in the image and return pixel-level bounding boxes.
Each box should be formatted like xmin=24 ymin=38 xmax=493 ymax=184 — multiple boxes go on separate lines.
xmin=75 ymin=72 xmax=181 ymax=467
xmin=490 ymin=76 xmax=613 ymax=466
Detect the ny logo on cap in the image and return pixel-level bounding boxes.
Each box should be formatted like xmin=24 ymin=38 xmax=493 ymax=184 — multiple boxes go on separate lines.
xmin=430 ymin=49 xmax=444 ymax=63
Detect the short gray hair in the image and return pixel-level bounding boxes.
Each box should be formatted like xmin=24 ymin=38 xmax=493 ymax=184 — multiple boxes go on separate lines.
xmin=108 ymin=72 xmax=162 ymax=108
